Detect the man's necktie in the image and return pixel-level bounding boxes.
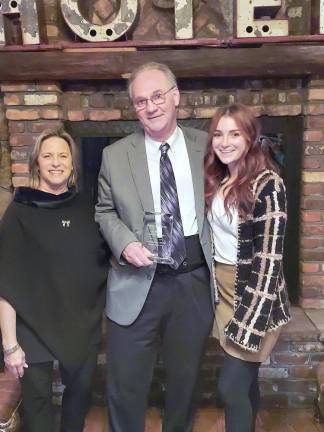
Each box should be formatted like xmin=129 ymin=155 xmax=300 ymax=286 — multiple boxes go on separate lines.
xmin=160 ymin=143 xmax=186 ymax=269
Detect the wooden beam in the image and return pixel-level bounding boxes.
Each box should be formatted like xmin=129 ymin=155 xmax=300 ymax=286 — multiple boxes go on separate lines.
xmin=2 ymin=34 xmax=324 ymax=51
xmin=0 ymin=44 xmax=323 ymax=81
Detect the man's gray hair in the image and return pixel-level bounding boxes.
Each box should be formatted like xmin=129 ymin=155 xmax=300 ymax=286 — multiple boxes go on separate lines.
xmin=128 ymin=62 xmax=178 ymax=99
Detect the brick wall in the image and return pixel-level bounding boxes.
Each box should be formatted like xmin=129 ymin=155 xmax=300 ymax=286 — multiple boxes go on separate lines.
xmin=1 ymin=76 xmax=324 ymax=407
xmin=190 ymin=307 xmax=323 ymax=408
xmin=3 ymin=76 xmax=322 ymax=307
xmin=0 ymin=94 xmax=12 ymax=218
xmin=50 ymin=308 xmax=323 ymax=408
xmin=2 ymin=82 xmax=63 ymax=188
xmin=301 ymin=77 xmax=324 ymax=308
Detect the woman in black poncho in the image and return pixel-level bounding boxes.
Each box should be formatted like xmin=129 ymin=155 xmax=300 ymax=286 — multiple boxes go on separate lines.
xmin=0 ymin=128 xmax=108 ymax=432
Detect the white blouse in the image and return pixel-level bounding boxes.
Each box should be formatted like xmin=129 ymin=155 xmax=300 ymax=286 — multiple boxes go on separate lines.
xmin=208 ymin=194 xmax=238 ymax=265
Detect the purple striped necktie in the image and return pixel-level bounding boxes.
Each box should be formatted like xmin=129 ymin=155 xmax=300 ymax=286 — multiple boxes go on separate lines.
xmin=160 ymin=142 xmax=186 ymax=269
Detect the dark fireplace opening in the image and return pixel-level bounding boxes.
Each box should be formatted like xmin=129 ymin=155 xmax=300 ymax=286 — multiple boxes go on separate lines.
xmin=81 ymin=136 xmax=117 ymax=203
xmin=66 ymin=116 xmax=303 ymax=303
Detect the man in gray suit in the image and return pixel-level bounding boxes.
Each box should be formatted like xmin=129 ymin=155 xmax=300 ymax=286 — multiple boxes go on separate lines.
xmin=95 ymin=62 xmax=214 ymax=432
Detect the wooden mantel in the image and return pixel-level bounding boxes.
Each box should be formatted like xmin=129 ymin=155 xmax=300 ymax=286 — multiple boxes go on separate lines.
xmin=1 ymin=41 xmax=324 ymax=81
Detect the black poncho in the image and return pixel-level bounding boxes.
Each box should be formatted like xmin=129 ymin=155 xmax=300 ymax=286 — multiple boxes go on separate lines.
xmin=0 ymin=187 xmax=108 ymax=370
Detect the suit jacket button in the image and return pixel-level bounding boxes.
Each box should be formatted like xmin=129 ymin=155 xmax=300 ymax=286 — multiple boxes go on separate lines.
xmin=183 ymin=261 xmax=188 ymax=267
xmin=147 ymin=275 xmax=152 ymax=280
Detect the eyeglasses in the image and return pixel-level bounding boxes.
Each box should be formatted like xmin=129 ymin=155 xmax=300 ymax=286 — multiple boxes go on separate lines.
xmin=133 ymin=86 xmax=176 ymax=111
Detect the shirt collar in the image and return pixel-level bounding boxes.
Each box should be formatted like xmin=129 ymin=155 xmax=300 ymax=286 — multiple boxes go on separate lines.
xmin=145 ymin=126 xmax=180 ymax=155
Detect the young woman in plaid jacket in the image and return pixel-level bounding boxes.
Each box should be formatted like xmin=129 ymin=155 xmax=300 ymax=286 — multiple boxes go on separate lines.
xmin=204 ymin=103 xmax=290 ymax=432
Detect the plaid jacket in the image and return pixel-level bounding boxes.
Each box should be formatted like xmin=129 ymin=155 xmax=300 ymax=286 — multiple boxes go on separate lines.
xmin=220 ymin=169 xmax=291 ymax=352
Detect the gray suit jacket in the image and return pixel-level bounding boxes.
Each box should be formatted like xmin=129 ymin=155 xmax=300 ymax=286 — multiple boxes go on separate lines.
xmin=95 ymin=126 xmax=215 ymax=325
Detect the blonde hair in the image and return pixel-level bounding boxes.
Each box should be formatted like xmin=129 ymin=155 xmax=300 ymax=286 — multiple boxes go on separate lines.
xmin=128 ymin=62 xmax=178 ymax=99
xmin=29 ymin=127 xmax=79 ymax=189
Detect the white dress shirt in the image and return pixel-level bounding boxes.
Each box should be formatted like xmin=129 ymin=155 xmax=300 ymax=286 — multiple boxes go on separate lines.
xmin=145 ymin=126 xmax=198 ymax=236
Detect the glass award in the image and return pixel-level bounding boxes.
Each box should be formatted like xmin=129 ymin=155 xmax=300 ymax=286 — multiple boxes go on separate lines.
xmin=142 ymin=211 xmax=174 ymax=265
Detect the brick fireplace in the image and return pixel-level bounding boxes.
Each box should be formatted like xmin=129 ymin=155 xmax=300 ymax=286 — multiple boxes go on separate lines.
xmin=2 ymin=76 xmax=324 ymax=303
xmin=1 ymin=75 xmax=324 ymax=407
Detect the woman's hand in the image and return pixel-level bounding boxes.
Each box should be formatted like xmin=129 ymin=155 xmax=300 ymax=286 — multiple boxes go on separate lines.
xmin=0 ymin=298 xmax=28 ymax=378
xmin=4 ymin=345 xmax=28 ymax=379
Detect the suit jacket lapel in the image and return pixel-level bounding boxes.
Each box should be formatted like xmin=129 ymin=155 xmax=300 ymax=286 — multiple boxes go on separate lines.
xmin=182 ymin=128 xmax=205 ymax=236
xmin=127 ymin=131 xmax=155 ymax=214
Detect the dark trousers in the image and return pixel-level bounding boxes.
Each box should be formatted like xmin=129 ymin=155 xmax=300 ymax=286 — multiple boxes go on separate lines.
xmin=20 ymin=347 xmax=98 ymax=432
xmin=107 ymin=266 xmax=214 ymax=432
xmin=218 ymin=353 xmax=261 ymax=432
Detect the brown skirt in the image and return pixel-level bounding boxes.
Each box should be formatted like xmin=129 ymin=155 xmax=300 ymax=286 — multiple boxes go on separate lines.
xmin=213 ymin=261 xmax=281 ymax=363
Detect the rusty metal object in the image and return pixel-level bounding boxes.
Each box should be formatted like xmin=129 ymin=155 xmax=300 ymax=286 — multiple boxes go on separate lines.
xmin=61 ymin=0 xmax=139 ymax=42
xmin=286 ymin=0 xmax=311 ymax=36
xmin=236 ymin=0 xmax=288 ymax=38
xmin=319 ymin=0 xmax=324 ymax=34
xmin=152 ymin=0 xmax=174 ymax=8
xmin=152 ymin=0 xmax=201 ymax=39
xmin=175 ymin=0 xmax=193 ymax=39
xmin=152 ymin=0 xmax=200 ymax=8
xmin=0 ymin=0 xmax=40 ymax=46
xmin=91 ymin=0 xmax=118 ymax=23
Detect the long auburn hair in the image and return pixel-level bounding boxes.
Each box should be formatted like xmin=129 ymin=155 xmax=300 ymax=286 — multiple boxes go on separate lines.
xmin=204 ymin=103 xmax=279 ymax=219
